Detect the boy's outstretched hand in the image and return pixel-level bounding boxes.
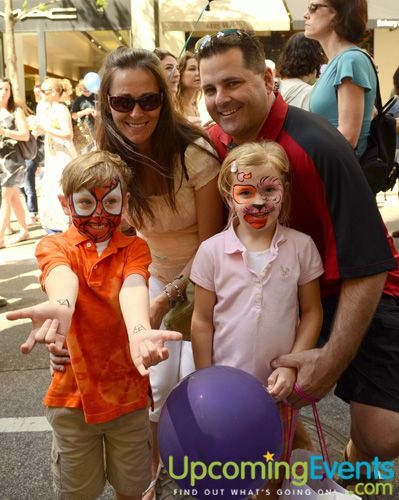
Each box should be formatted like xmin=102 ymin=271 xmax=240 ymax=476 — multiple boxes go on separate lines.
xmin=6 ymin=303 xmax=73 ymax=354
xmin=129 ymin=329 xmax=183 ymax=376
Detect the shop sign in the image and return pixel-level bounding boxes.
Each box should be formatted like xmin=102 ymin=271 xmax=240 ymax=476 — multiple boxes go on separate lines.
xmin=376 ymin=19 xmax=399 ymax=29
xmin=0 ymin=7 xmax=77 ymax=21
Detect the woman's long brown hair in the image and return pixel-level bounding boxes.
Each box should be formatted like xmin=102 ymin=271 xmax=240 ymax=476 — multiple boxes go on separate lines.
xmin=96 ymin=47 xmax=216 ymax=228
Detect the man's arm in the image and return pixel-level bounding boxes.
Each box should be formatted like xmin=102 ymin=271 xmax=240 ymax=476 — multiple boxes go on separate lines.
xmin=119 ymin=274 xmax=182 ymax=376
xmin=71 ymin=108 xmax=95 ymax=121
xmin=6 ymin=265 xmax=78 ymax=353
xmin=271 ymin=272 xmax=387 ymax=405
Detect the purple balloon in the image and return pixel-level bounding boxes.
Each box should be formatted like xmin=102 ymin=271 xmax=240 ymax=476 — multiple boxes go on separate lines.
xmin=158 ymin=366 xmax=283 ymax=500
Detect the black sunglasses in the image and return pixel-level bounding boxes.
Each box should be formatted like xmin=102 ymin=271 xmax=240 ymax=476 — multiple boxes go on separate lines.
xmin=307 ymin=2 xmax=330 ymax=14
xmin=108 ymin=92 xmax=163 ymax=113
xmin=195 ymin=29 xmax=250 ymax=54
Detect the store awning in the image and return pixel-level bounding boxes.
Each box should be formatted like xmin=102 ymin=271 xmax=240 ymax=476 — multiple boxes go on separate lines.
xmin=285 ymin=0 xmax=399 ymax=30
xmin=160 ymin=0 xmax=291 ymax=33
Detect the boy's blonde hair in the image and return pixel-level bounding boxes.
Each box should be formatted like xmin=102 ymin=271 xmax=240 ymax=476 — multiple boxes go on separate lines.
xmin=61 ymin=151 xmax=132 ymax=198
xmin=218 ymin=141 xmax=291 ymax=224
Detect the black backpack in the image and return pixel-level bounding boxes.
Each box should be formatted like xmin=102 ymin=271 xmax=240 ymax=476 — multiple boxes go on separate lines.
xmin=359 ymin=52 xmax=398 ymax=194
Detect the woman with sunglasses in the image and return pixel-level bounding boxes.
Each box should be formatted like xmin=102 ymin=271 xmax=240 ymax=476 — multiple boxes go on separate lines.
xmin=97 ymin=47 xmax=224 ymax=498
xmin=305 ymin=0 xmax=376 ymax=160
xmin=34 ymin=78 xmax=76 ymax=233
xmin=0 ymin=78 xmax=30 ymax=249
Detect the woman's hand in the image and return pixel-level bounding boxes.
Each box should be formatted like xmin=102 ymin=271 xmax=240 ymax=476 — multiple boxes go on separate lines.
xmin=202 ymin=119 xmax=216 ymax=130
xmin=149 ymin=292 xmax=171 ymax=329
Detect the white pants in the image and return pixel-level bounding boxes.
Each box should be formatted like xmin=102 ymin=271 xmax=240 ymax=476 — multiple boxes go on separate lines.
xmin=148 ymin=276 xmax=195 ymax=422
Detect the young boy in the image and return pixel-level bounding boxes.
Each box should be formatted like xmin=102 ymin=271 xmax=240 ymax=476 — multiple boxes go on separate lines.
xmin=7 ymin=150 xmax=182 ymax=500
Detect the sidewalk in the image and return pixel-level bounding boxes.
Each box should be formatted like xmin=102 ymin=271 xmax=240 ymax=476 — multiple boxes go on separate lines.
xmin=0 ymin=187 xmax=398 ymax=500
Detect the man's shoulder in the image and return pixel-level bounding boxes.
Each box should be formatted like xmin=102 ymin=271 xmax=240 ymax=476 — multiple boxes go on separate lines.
xmin=281 ymin=105 xmax=353 ymax=156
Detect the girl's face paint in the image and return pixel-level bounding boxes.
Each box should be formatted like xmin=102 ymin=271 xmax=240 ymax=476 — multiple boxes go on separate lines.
xmin=69 ymin=178 xmax=123 ymax=242
xmin=231 ymin=166 xmax=284 ymax=231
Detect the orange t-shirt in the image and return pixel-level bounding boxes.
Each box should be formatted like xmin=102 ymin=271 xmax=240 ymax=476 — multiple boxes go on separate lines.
xmin=36 ymin=225 xmax=151 ymax=424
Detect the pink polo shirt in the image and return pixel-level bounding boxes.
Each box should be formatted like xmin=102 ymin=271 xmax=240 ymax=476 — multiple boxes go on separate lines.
xmin=190 ymin=222 xmax=324 ymax=384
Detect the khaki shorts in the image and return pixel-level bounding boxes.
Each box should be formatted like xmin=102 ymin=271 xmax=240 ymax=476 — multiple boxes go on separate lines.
xmin=46 ymin=406 xmax=152 ymax=499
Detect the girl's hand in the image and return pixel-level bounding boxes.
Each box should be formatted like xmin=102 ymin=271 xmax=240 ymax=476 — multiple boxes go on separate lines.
xmin=149 ymin=292 xmax=171 ymax=329
xmin=267 ymin=367 xmax=296 ymax=402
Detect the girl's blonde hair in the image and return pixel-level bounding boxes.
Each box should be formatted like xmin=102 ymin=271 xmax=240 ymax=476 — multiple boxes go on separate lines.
xmin=218 ymin=141 xmax=291 ymax=224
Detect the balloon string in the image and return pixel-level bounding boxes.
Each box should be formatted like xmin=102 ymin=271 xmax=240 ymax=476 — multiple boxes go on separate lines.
xmin=167 ymin=0 xmax=213 ymax=80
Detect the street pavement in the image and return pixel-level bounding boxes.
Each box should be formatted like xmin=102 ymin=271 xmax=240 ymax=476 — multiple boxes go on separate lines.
xmin=0 ymin=188 xmax=399 ymax=500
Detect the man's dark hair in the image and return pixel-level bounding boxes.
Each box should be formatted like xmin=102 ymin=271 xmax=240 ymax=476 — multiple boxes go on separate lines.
xmin=277 ymin=33 xmax=326 ymax=79
xmin=197 ymin=31 xmax=265 ymax=74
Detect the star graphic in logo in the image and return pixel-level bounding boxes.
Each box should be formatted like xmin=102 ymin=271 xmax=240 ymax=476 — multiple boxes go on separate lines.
xmin=263 ymin=451 xmax=275 ymax=462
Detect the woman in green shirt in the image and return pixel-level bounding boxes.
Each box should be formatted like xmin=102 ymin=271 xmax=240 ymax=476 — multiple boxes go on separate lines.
xmin=305 ymin=0 xmax=376 ymax=157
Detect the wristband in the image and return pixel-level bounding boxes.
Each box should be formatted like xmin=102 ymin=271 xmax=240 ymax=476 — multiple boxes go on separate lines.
xmin=171 ymin=282 xmax=185 ymax=302
xmin=163 ymin=279 xmax=186 ymax=307
xmin=174 ymin=274 xmax=189 ymax=287
xmin=163 ymin=284 xmax=177 ymax=308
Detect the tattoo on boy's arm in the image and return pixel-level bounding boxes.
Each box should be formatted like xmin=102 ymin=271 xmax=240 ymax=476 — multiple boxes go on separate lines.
xmin=57 ymin=299 xmax=71 ymax=308
xmin=132 ymin=324 xmax=147 ymax=334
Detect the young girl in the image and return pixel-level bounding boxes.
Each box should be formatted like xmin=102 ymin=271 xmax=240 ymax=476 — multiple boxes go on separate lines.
xmin=190 ymin=141 xmax=324 ymax=497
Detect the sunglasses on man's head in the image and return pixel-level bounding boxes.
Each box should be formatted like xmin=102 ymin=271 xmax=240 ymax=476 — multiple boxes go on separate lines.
xmin=107 ymin=92 xmax=163 ymax=113
xmin=40 ymin=88 xmax=53 ymax=95
xmin=195 ymin=29 xmax=250 ymax=54
xmin=307 ymin=2 xmax=330 ymax=14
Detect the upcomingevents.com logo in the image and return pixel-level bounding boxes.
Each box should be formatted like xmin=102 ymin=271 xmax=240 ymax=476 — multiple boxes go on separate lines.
xmin=167 ymin=453 xmax=395 ymax=496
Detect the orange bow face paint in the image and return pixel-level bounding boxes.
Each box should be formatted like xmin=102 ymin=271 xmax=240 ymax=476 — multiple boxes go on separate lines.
xmin=69 ymin=178 xmax=123 ymax=242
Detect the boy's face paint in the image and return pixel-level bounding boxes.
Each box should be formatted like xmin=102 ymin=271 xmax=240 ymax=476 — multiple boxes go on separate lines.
xmin=69 ymin=178 xmax=123 ymax=242
xmin=231 ymin=168 xmax=284 ymax=231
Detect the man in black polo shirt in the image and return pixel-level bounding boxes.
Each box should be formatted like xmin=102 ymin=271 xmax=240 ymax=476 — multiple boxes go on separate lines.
xmin=197 ymin=30 xmax=399 ymax=464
